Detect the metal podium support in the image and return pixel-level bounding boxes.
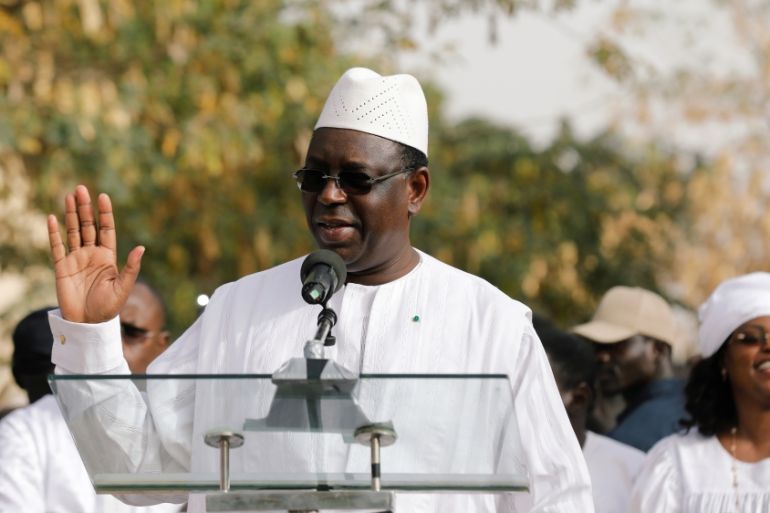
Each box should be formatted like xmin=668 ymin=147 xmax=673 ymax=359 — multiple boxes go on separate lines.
xmin=204 ymin=422 xmax=397 ymax=513
xmin=354 ymin=423 xmax=398 ymax=492
xmin=204 ymin=430 xmax=245 ymax=493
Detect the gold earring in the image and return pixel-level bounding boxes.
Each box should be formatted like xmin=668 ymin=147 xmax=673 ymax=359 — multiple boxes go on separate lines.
xmin=721 ymin=368 xmax=728 ymax=381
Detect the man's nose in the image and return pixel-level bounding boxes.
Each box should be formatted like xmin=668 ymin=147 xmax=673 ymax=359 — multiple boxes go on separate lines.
xmin=595 ymin=351 xmax=611 ymax=364
xmin=318 ymin=176 xmax=347 ymax=205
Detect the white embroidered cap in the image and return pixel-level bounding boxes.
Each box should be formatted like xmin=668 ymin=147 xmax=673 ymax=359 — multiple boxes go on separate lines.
xmin=698 ymin=272 xmax=770 ymax=357
xmin=314 ymin=67 xmax=429 ymax=157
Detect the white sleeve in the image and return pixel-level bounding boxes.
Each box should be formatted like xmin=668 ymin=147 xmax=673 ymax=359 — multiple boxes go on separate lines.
xmin=0 ymin=412 xmax=46 ymax=512
xmin=45 ymin=307 xmax=207 ymax=506
xmin=629 ymin=437 xmax=681 ymax=513
xmin=49 ymin=310 xmax=128 ymax=374
xmin=506 ymin=321 xmax=595 ymax=513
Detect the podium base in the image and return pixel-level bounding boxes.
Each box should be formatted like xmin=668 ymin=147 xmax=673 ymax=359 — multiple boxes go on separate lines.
xmin=206 ymin=490 xmax=394 ymax=512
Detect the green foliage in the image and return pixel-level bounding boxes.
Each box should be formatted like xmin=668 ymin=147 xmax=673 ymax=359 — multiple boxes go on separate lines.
xmin=0 ymin=0 xmax=368 ymax=334
xmin=418 ymin=118 xmax=700 ymax=325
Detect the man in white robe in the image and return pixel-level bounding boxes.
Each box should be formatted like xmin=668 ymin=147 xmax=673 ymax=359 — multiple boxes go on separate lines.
xmin=45 ymin=67 xmax=593 ymax=512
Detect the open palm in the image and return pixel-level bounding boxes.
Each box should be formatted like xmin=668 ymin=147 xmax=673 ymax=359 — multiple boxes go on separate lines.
xmin=48 ymin=185 xmax=144 ymax=324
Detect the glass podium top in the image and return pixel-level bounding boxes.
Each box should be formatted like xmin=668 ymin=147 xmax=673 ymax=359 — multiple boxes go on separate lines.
xmin=50 ymin=373 xmax=527 ymax=494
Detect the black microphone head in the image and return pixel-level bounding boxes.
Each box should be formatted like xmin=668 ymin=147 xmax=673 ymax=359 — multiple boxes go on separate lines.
xmin=300 ymin=250 xmax=347 ymax=288
xmin=300 ymin=250 xmax=347 ymax=304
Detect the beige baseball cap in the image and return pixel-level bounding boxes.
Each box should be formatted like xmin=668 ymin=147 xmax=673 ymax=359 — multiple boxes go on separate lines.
xmin=572 ymin=286 xmax=679 ymax=346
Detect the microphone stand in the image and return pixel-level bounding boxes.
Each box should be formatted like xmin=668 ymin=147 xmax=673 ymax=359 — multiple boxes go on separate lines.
xmin=272 ymin=300 xmax=356 ymax=383
xmin=303 ymin=306 xmax=337 ymax=359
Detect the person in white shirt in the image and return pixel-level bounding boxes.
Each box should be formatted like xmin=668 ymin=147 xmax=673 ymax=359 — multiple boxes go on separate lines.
xmin=535 ymin=317 xmax=644 ymax=513
xmin=0 ymin=286 xmax=177 ymax=513
xmin=44 ymin=67 xmax=593 ymax=512
xmin=631 ymin=272 xmax=770 ymax=513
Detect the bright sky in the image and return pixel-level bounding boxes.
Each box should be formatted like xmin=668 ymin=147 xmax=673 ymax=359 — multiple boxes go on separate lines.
xmin=396 ymin=0 xmax=759 ymax=153
xmin=398 ymin=2 xmax=622 ymax=145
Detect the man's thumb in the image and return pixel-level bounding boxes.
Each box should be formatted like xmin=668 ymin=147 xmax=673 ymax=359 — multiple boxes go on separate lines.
xmin=119 ymin=245 xmax=145 ymax=289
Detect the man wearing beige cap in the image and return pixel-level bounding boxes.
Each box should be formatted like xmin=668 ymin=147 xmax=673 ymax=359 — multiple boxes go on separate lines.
xmin=573 ymin=286 xmax=686 ymax=452
xmin=45 ymin=68 xmax=593 ymax=512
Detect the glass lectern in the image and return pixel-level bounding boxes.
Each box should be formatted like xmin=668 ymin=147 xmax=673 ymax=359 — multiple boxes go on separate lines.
xmin=50 ymin=371 xmax=528 ymax=512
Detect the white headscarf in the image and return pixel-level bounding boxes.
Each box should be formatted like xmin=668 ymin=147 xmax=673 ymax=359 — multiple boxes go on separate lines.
xmin=698 ymin=272 xmax=770 ymax=357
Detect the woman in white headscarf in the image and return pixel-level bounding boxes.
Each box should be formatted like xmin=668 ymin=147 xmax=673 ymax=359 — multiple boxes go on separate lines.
xmin=630 ymin=272 xmax=770 ymax=513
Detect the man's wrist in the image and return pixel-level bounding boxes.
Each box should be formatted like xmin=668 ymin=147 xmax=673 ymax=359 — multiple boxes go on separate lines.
xmin=48 ymin=310 xmax=125 ymax=373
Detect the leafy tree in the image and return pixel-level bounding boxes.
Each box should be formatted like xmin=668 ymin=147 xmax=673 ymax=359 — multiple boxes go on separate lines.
xmin=582 ymin=1 xmax=770 ymax=306
xmin=419 ymin=118 xmax=705 ymax=325
xmin=0 ymin=0 xmax=371 ymax=333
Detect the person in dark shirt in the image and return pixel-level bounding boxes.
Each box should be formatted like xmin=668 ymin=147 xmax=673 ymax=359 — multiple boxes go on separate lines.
xmin=11 ymin=307 xmax=57 ymax=404
xmin=572 ymin=286 xmax=686 ymax=452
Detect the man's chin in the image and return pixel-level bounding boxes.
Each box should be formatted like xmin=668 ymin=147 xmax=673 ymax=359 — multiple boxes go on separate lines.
xmin=312 ymin=242 xmax=360 ymax=268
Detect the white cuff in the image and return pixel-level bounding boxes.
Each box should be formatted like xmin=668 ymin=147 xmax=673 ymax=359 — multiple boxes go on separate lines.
xmin=48 ymin=309 xmax=126 ymax=373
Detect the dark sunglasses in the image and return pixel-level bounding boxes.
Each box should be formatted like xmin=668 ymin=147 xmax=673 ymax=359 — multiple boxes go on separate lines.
xmin=731 ymin=325 xmax=770 ymax=346
xmin=120 ymin=322 xmax=154 ymax=343
xmin=292 ymin=168 xmax=413 ymax=195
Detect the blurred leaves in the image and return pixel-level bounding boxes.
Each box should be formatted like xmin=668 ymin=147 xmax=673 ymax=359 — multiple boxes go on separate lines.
xmin=580 ymin=0 xmax=770 ymax=310
xmin=0 ymin=0 xmax=364 ymax=333
xmin=587 ymin=36 xmax=633 ymax=82
xmin=418 ymin=118 xmax=704 ymax=325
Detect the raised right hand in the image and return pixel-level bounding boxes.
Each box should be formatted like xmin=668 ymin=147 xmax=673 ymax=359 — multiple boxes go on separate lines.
xmin=47 ymin=185 xmax=145 ymax=324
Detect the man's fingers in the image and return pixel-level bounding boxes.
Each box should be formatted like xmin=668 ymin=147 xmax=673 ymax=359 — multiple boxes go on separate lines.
xmin=64 ymin=193 xmax=81 ymax=251
xmin=47 ymin=215 xmax=66 ymax=264
xmin=118 ymin=245 xmax=145 ymax=292
xmin=75 ymin=185 xmax=97 ymax=247
xmin=97 ymin=193 xmax=116 ymax=251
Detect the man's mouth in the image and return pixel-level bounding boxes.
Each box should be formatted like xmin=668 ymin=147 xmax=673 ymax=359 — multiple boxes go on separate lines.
xmin=317 ymin=219 xmax=352 ymax=228
xmin=597 ymin=365 xmax=617 ymax=377
xmin=315 ymin=218 xmax=357 ymax=243
xmin=596 ymin=366 xmax=619 ymax=384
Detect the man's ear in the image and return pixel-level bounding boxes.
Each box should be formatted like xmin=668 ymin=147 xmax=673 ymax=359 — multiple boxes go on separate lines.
xmin=653 ymin=339 xmax=671 ymax=360
xmin=158 ymin=330 xmax=171 ymax=349
xmin=406 ymin=166 xmax=430 ymax=216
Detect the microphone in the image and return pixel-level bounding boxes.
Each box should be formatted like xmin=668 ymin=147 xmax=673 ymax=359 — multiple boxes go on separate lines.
xmin=300 ymin=250 xmax=347 ymax=305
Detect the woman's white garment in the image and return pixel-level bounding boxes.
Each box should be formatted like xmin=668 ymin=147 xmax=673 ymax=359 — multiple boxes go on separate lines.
xmin=630 ymin=430 xmax=770 ymax=513
xmin=583 ymin=431 xmax=644 ymax=513
xmin=0 ymin=394 xmax=180 ymax=513
xmin=48 ymin=251 xmax=593 ymax=512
